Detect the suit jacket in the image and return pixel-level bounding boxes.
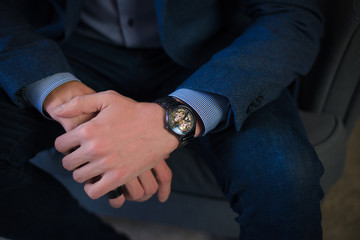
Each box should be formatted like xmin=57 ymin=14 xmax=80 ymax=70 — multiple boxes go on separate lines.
xmin=0 ymin=0 xmax=323 ymax=131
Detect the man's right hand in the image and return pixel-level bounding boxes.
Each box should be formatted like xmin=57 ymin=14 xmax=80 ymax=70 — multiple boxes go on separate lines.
xmin=43 ymin=81 xmax=96 ymax=132
xmin=108 ymin=159 xmax=172 ymax=208
xmin=43 ymin=82 xmax=173 ymax=207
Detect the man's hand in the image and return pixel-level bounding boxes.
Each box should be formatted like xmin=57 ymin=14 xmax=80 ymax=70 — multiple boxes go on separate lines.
xmin=54 ymin=90 xmax=179 ymax=201
xmin=44 ymin=83 xmax=172 ymax=206
xmin=108 ymin=160 xmax=172 ymax=208
xmin=44 ymin=81 xmax=96 ymax=132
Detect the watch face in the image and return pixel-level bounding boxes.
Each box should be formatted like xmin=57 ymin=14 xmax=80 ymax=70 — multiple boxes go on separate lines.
xmin=168 ymin=106 xmax=195 ymax=135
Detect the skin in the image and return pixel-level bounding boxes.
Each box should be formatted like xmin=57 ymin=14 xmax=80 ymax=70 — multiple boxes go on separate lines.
xmin=44 ymin=81 xmax=203 ymax=208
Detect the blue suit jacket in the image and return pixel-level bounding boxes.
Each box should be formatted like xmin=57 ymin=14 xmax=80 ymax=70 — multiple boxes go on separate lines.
xmin=0 ymin=0 xmax=323 ymax=130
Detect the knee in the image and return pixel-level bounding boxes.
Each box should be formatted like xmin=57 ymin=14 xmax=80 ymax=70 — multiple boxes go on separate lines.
xmin=224 ymin=137 xmax=324 ymax=214
xmin=228 ymin=146 xmax=324 ymax=232
xmin=255 ymin=138 xmax=324 ymax=199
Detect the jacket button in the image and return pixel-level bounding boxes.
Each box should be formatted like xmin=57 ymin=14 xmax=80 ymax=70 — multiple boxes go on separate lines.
xmin=247 ymin=96 xmax=264 ymax=114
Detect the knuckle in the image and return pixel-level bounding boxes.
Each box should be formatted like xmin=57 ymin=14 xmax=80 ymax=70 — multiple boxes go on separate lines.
xmin=113 ymin=168 xmax=126 ymax=181
xmin=79 ymin=124 xmax=94 ymax=139
xmin=105 ymin=90 xmax=117 ymax=96
xmin=133 ymin=189 xmax=145 ymax=200
xmin=66 ymin=122 xmax=77 ymax=131
xmin=146 ymin=184 xmax=158 ymax=195
xmin=103 ymin=90 xmax=118 ymax=101
xmin=72 ymin=95 xmax=82 ymax=105
xmin=86 ymin=141 xmax=101 ymax=157
xmin=99 ymin=157 xmax=113 ymax=170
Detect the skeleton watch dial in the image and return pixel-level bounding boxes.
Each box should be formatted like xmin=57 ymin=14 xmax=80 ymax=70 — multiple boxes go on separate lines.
xmin=168 ymin=106 xmax=195 ymax=135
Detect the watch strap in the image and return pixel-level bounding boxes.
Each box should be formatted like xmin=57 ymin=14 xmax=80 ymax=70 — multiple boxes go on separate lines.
xmin=155 ymin=96 xmax=195 ymax=148
xmin=154 ymin=96 xmax=179 ymax=109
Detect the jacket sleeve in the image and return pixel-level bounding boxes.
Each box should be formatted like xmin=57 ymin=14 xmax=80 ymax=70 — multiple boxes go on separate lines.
xmin=178 ymin=0 xmax=324 ymax=131
xmin=0 ymin=1 xmax=72 ymax=107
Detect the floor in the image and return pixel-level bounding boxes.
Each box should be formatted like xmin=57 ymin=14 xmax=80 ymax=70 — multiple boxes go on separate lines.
xmin=1 ymin=118 xmax=359 ymax=240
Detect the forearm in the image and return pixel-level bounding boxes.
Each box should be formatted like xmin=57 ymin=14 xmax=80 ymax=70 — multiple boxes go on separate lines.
xmin=0 ymin=2 xmax=71 ymax=107
xmin=178 ymin=0 xmax=324 ymax=130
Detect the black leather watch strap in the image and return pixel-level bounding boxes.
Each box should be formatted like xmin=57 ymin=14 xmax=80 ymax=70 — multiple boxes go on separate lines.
xmin=155 ymin=96 xmax=196 ymax=148
xmin=154 ymin=96 xmax=179 ymax=109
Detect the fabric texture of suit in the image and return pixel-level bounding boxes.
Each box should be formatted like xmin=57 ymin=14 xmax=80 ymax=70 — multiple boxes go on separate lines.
xmin=0 ymin=1 xmax=325 ymax=239
xmin=0 ymin=0 xmax=323 ymax=132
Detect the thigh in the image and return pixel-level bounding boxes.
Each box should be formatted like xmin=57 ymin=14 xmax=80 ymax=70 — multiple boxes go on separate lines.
xmin=0 ymin=90 xmax=121 ymax=239
xmin=206 ymin=89 xmax=324 ymax=240
xmin=0 ymin=88 xmax=63 ymax=166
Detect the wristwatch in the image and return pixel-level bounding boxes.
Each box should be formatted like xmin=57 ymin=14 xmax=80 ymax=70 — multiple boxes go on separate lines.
xmin=155 ymin=96 xmax=196 ymax=148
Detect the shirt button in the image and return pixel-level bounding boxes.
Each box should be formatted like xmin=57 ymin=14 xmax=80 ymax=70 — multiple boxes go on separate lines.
xmin=247 ymin=96 xmax=264 ymax=114
xmin=127 ymin=18 xmax=134 ymax=27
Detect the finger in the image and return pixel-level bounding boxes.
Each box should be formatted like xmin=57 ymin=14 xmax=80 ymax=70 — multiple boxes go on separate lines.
xmin=84 ymin=178 xmax=126 ymax=208
xmin=60 ymin=112 xmax=97 ymax=132
xmin=137 ymin=170 xmax=158 ymax=201
xmin=83 ymin=169 xmax=128 ymax=199
xmin=72 ymin=161 xmax=105 ymax=183
xmin=54 ymin=91 xmax=111 ymax=118
xmin=108 ymin=194 xmax=126 ymax=208
xmin=84 ymin=180 xmax=102 ymax=200
xmin=122 ymin=178 xmax=145 ymax=201
xmin=55 ymin=130 xmax=81 ymax=154
xmin=62 ymin=147 xmax=89 ymax=171
xmin=153 ymin=161 xmax=172 ymax=202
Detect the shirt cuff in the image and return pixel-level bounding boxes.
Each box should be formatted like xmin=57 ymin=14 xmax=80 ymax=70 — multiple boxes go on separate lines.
xmin=170 ymin=89 xmax=229 ymax=136
xmin=24 ymin=72 xmax=80 ymax=116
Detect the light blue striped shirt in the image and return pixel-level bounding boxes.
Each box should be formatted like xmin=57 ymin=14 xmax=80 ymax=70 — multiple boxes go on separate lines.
xmin=24 ymin=72 xmax=229 ymax=135
xmin=170 ymin=89 xmax=229 ymax=135
xmin=24 ymin=73 xmax=81 ymax=117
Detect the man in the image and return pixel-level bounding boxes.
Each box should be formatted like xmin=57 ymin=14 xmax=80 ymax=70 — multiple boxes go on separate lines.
xmin=0 ymin=0 xmax=324 ymax=239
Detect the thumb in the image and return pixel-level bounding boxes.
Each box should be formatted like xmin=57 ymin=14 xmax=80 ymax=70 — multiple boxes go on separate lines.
xmin=54 ymin=93 xmax=105 ymax=118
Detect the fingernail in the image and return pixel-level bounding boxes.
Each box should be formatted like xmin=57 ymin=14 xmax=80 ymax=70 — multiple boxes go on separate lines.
xmin=54 ymin=105 xmax=64 ymax=114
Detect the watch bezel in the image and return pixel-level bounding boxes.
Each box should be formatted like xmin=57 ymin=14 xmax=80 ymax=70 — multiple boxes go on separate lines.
xmin=165 ymin=105 xmax=196 ymax=136
xmin=155 ymin=96 xmax=196 ymax=148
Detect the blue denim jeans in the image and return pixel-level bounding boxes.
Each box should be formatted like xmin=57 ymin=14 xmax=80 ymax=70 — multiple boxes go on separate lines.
xmin=0 ymin=33 xmax=323 ymax=239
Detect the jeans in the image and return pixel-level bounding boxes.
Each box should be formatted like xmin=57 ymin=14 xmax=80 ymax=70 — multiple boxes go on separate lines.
xmin=0 ymin=33 xmax=324 ymax=239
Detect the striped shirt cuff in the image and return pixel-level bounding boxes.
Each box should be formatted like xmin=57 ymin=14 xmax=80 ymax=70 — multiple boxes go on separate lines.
xmin=24 ymin=72 xmax=80 ymax=116
xmin=170 ymin=89 xmax=229 ymax=136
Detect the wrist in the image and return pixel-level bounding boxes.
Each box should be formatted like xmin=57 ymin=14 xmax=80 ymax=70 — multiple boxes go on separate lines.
xmin=172 ymin=98 xmax=204 ymax=137
xmin=155 ymin=96 xmax=200 ymax=148
xmin=44 ymin=81 xmax=95 ymax=119
xmin=152 ymin=103 xmax=180 ymax=150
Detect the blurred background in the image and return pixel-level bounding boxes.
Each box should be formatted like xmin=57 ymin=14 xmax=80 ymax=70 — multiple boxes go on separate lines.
xmin=321 ymin=117 xmax=360 ymax=240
